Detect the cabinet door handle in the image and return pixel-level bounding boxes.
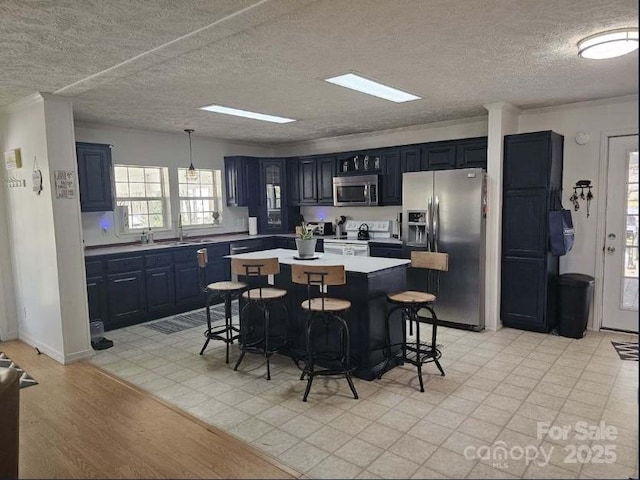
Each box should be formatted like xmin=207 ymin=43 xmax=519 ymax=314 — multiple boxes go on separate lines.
xmin=114 ymin=277 xmax=133 ymax=283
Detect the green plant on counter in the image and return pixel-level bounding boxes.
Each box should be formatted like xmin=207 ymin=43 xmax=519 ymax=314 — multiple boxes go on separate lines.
xmin=297 ymin=222 xmax=315 ymax=240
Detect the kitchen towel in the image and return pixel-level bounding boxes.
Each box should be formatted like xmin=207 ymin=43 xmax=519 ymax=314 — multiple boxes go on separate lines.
xmin=248 ymin=217 xmax=258 ymax=236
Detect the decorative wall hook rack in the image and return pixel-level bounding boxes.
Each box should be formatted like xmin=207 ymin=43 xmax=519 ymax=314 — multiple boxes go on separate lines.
xmin=4 ymin=176 xmax=26 ymax=188
xmin=569 ymin=179 xmax=594 ymax=217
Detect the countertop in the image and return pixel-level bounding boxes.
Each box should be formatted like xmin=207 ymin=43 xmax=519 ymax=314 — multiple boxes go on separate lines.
xmin=227 ymin=248 xmax=410 ymax=274
xmin=84 ymin=233 xmax=403 ymax=257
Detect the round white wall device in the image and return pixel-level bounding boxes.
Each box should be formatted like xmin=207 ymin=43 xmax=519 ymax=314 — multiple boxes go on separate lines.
xmin=575 ymin=132 xmax=590 ymax=145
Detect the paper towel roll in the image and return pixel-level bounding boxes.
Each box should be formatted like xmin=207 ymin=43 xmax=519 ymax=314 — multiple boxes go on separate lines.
xmin=248 ymin=217 xmax=258 ymax=236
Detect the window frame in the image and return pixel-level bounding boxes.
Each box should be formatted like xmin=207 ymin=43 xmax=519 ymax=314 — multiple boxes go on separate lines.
xmin=113 ymin=164 xmax=171 ymax=233
xmin=177 ymin=167 xmax=223 ymax=228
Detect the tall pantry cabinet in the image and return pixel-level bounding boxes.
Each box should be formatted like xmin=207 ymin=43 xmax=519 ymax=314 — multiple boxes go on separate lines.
xmin=501 ymin=131 xmax=564 ymax=332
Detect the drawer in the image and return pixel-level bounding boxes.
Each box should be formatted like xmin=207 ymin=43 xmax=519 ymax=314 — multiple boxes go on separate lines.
xmin=206 ymin=242 xmax=229 ymax=258
xmin=145 ymin=252 xmax=172 ymax=267
xmin=173 ymin=247 xmax=199 ymax=264
xmin=106 ymin=256 xmax=144 ymax=274
xmin=85 ymin=260 xmax=104 ymax=276
xmin=370 ymin=247 xmax=404 ymax=259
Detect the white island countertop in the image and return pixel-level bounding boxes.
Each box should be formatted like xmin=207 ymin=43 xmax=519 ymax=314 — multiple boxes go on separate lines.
xmin=227 ymin=248 xmax=410 ymax=274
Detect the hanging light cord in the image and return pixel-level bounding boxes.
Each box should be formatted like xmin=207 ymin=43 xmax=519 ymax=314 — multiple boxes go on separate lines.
xmin=185 ymin=128 xmax=197 ymax=180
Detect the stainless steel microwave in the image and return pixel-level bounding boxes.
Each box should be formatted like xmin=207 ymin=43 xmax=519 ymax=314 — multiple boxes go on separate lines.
xmin=333 ymin=174 xmax=379 ymax=207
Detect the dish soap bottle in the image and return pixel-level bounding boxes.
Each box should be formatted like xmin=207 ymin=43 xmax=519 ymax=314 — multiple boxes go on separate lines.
xmin=140 ymin=230 xmax=148 ymax=244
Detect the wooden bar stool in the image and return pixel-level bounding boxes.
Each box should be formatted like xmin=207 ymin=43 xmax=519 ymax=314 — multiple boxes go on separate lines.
xmin=232 ymin=258 xmax=288 ymax=380
xmin=197 ymin=248 xmax=246 ymax=363
xmin=292 ymin=264 xmax=358 ymax=402
xmin=379 ymin=251 xmax=448 ymax=392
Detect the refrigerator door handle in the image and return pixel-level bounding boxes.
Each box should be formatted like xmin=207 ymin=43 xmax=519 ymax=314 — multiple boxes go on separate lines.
xmin=434 ymin=195 xmax=440 ymax=252
xmin=427 ymin=197 xmax=433 ymax=250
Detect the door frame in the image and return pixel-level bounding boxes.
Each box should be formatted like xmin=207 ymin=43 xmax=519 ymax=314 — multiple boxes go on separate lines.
xmin=594 ymin=128 xmax=638 ymax=330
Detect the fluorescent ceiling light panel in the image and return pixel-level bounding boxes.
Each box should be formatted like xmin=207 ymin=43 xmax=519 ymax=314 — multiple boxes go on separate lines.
xmin=325 ymin=73 xmax=421 ymax=103
xmin=199 ymin=105 xmax=295 ymax=123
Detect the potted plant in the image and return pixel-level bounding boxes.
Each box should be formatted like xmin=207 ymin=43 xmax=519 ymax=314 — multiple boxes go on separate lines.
xmin=212 ymin=211 xmax=220 ymax=225
xmin=295 ymin=223 xmax=317 ymax=258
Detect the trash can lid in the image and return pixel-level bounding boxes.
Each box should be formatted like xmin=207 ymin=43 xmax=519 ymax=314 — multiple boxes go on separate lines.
xmin=558 ymin=273 xmax=595 ymax=286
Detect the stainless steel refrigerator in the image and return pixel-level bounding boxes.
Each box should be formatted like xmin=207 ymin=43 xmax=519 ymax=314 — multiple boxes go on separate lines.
xmin=402 ymin=169 xmax=486 ymax=330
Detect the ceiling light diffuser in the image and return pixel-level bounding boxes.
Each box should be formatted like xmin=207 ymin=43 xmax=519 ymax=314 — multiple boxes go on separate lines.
xmin=199 ymin=105 xmax=295 ymax=123
xmin=578 ymin=28 xmax=638 ymax=59
xmin=325 ymin=73 xmax=421 ymax=103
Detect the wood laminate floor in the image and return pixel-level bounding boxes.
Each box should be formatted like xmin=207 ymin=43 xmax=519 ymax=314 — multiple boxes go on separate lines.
xmin=1 ymin=340 xmax=297 ymax=479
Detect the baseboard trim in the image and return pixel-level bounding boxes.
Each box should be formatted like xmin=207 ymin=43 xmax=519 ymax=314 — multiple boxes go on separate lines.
xmin=64 ymin=348 xmax=94 ymax=364
xmin=17 ymin=333 xmax=65 ymax=364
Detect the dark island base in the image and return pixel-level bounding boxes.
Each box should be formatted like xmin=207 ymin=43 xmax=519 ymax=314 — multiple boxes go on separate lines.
xmin=238 ymin=264 xmax=408 ymax=381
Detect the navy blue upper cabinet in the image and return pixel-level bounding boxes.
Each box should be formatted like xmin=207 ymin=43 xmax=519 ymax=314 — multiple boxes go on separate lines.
xmin=421 ymin=142 xmax=456 ymax=170
xmin=296 ymin=156 xmax=337 ymax=205
xmin=287 ymin=159 xmax=300 ymax=205
xmin=76 ymin=142 xmax=114 ymax=212
xmin=401 ymin=146 xmax=421 ymax=172
xmin=456 ymin=137 xmax=488 ymax=168
xmin=224 ymin=156 xmax=260 ymax=207
xmin=381 ymin=149 xmax=402 ymax=205
xmin=260 ymin=158 xmax=288 ymax=233
xmin=504 ymin=132 xmax=559 ymax=189
xmin=317 ymin=156 xmax=337 ymax=205
xmin=298 ymin=158 xmax=318 ymax=204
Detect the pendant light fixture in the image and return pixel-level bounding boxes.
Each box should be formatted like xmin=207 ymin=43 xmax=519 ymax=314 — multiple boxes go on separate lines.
xmin=578 ymin=28 xmax=638 ymax=59
xmin=184 ymin=128 xmax=198 ymax=181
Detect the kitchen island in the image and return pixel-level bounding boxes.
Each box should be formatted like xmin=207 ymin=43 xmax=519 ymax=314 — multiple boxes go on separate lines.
xmin=228 ymin=248 xmax=410 ymax=380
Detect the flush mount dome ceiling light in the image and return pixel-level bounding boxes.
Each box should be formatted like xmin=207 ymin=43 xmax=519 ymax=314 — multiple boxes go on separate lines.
xmin=578 ymin=28 xmax=638 ymax=59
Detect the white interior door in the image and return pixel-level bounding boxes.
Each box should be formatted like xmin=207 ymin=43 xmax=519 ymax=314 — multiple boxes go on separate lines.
xmin=602 ymin=135 xmax=638 ymax=332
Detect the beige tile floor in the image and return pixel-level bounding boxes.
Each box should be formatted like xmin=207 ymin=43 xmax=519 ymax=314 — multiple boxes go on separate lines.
xmin=91 ymin=314 xmax=639 ymax=479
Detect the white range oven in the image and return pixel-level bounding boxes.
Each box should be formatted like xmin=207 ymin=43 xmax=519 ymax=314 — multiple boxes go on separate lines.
xmin=323 ymin=220 xmax=393 ymax=257
xmin=324 ymin=239 xmax=370 ymax=256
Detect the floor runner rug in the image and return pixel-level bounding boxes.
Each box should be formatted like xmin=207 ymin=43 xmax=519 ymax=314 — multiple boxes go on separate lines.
xmin=0 ymin=352 xmax=38 ymax=388
xmin=611 ymin=341 xmax=639 ymax=361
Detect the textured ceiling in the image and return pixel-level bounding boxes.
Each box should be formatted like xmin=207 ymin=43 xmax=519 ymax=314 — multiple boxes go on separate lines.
xmin=1 ymin=0 xmax=638 ymax=145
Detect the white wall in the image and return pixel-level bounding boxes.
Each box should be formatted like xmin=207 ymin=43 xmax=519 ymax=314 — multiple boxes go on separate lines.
xmin=519 ymin=95 xmax=639 ymax=330
xmin=45 ymin=97 xmax=94 ymax=362
xmin=0 ymin=94 xmax=92 ymax=362
xmin=75 ymin=124 xmax=275 ymax=246
xmin=277 ymin=116 xmax=488 ymax=157
xmin=0 ymin=117 xmax=18 ymax=340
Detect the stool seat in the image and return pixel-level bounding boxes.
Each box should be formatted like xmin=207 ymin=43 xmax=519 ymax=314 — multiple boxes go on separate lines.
xmin=388 ymin=290 xmax=436 ymax=304
xmin=207 ymin=281 xmax=247 ymax=292
xmin=242 ymin=287 xmax=287 ymax=300
xmin=301 ymin=297 xmax=351 ymax=312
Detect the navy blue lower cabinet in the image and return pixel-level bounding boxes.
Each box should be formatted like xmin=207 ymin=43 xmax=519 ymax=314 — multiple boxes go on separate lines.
xmin=174 ymin=263 xmax=202 ymax=307
xmin=106 ymin=271 xmax=146 ymax=328
xmin=86 ymin=275 xmax=108 ymax=324
xmin=145 ymin=266 xmax=175 ymax=315
xmin=206 ymin=259 xmax=231 ymax=285
xmin=501 ymin=257 xmax=550 ymax=332
xmin=369 ymin=245 xmax=404 ymax=258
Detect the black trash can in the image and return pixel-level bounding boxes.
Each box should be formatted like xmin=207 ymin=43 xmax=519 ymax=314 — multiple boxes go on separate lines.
xmin=557 ymin=273 xmax=595 ymax=339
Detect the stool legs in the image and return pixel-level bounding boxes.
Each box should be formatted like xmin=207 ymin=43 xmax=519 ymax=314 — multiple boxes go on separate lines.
xmin=200 ymin=292 xmax=239 ymax=363
xmin=379 ymin=303 xmax=445 ymax=392
xmin=235 ymin=300 xmax=288 ymax=381
xmin=302 ymin=312 xmax=358 ymax=402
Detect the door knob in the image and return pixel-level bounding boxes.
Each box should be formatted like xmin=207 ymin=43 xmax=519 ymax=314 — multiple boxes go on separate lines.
xmin=607 ymin=246 xmax=616 ymax=254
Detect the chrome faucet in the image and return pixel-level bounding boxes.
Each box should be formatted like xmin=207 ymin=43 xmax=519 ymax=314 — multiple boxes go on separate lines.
xmin=178 ymin=214 xmax=185 ymax=242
